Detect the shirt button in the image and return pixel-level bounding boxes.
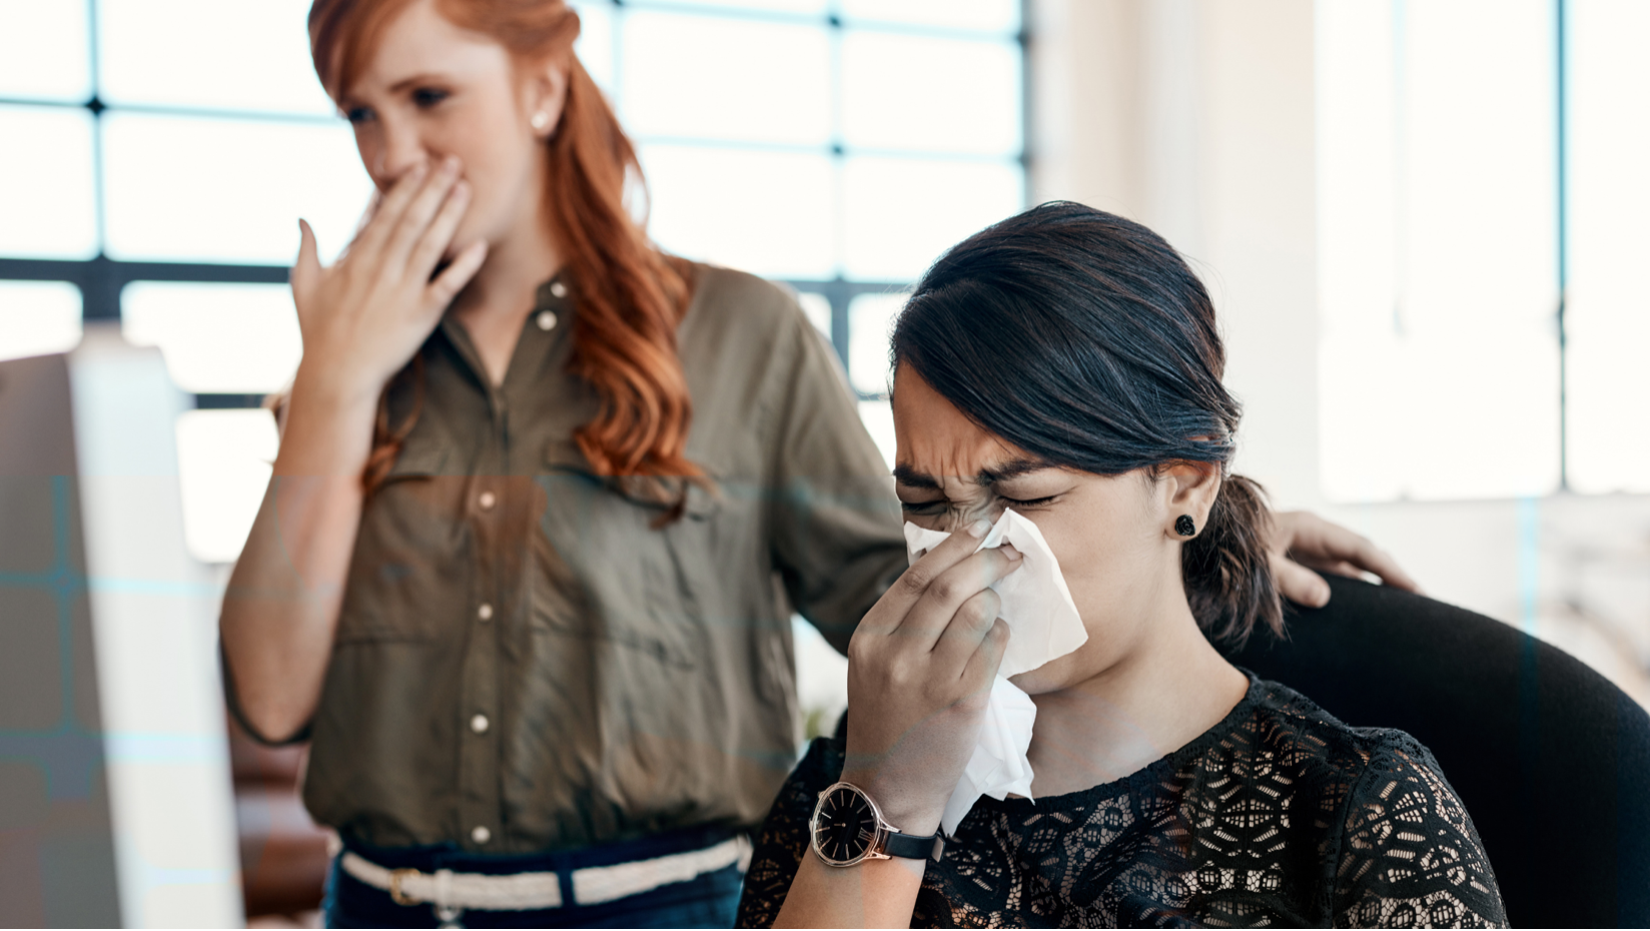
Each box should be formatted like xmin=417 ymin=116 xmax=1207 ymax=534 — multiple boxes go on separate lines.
xmin=535 ymin=310 xmax=558 ymax=331
xmin=477 ymin=603 xmax=494 ymax=622
xmin=471 ymin=825 xmax=491 ymax=845
xmin=470 ymin=714 xmax=490 ymax=734
xmin=478 ymin=491 xmax=496 ymax=510
xmin=550 ymin=281 xmax=568 ymax=298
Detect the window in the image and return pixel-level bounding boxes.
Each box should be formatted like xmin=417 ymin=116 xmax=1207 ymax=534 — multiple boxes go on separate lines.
xmin=1563 ymin=0 xmax=1650 ymax=494
xmin=577 ymin=0 xmax=1026 ymax=412
xmin=0 ymin=0 xmax=353 ymax=564
xmin=0 ymin=0 xmax=1027 ymax=561
xmin=1316 ymin=0 xmax=1650 ymax=501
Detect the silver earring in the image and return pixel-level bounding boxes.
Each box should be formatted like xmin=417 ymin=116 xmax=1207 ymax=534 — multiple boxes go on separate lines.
xmin=531 ymin=111 xmax=551 ymax=132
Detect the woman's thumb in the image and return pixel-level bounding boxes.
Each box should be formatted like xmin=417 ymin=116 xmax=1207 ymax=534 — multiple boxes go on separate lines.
xmin=291 ymin=219 xmax=320 ymax=297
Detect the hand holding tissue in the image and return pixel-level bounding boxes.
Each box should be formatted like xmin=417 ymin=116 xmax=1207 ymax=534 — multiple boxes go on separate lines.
xmin=903 ymin=510 xmax=1088 ymax=836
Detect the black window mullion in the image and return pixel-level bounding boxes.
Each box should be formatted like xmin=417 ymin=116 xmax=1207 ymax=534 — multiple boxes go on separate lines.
xmin=0 ymin=257 xmax=289 ymax=321
xmin=1 ymin=1 xmax=1027 ymax=413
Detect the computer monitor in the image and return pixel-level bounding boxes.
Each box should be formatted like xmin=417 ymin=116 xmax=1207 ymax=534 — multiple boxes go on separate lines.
xmin=0 ymin=325 xmax=242 ymax=927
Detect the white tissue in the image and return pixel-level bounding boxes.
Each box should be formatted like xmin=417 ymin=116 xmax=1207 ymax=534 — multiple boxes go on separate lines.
xmin=903 ymin=509 xmax=1088 ymax=835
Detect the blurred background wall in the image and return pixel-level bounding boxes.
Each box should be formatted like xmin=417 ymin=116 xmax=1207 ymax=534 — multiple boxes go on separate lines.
xmin=1031 ymin=0 xmax=1650 ymax=709
xmin=2 ymin=0 xmax=1648 ymax=922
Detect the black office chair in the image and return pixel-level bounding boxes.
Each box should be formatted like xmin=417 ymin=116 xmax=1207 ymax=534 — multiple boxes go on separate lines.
xmin=1223 ymin=574 xmax=1650 ymax=927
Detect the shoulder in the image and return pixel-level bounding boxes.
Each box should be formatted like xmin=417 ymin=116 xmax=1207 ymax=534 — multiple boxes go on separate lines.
xmin=1331 ymin=734 xmax=1506 ymax=926
xmin=1236 ymin=677 xmax=1416 ymax=777
xmin=1239 ymin=679 xmax=1476 ymax=823
xmin=692 ymin=262 xmax=801 ymax=311
xmin=681 ymin=263 xmax=818 ymax=351
xmin=675 ymin=263 xmax=863 ymax=471
xmin=1216 ymin=679 xmax=1507 ymax=924
xmin=1239 ymin=680 xmax=1510 ymax=926
xmin=1241 ymin=679 xmax=1479 ymax=812
xmin=676 ymin=262 xmax=840 ymax=403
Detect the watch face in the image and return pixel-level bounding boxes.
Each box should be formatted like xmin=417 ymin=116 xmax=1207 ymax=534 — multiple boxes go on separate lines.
xmin=812 ymin=783 xmax=880 ymax=866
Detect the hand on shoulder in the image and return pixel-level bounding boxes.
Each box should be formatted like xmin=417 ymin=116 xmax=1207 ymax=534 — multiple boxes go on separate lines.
xmin=1267 ymin=510 xmax=1419 ymax=609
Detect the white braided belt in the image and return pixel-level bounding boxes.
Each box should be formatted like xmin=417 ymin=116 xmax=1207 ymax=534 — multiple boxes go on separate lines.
xmin=340 ymin=835 xmax=752 ymax=911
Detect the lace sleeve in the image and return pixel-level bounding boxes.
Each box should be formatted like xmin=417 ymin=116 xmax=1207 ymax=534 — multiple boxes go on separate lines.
xmin=1333 ymin=737 xmax=1508 ymax=928
xmin=736 ymin=738 xmax=842 ymax=928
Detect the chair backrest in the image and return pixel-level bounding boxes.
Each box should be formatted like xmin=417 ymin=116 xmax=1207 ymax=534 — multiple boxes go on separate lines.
xmin=1223 ymin=574 xmax=1650 ymax=927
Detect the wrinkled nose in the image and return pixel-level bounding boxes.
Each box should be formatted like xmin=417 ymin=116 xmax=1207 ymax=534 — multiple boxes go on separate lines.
xmin=940 ymin=501 xmax=1003 ymax=535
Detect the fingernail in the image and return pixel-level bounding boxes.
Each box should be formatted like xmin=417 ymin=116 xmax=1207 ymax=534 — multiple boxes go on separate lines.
xmin=443 ymin=155 xmax=460 ymax=173
xmin=1001 ymin=544 xmax=1023 ymax=560
xmin=966 ymin=518 xmax=991 ymax=539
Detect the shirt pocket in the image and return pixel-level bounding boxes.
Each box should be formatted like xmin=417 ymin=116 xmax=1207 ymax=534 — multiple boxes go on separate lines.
xmin=531 ymin=441 xmax=724 ymax=672
xmin=336 ymin=442 xmax=471 ymax=644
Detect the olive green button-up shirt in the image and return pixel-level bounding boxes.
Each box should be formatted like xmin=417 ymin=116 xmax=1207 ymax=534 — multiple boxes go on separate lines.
xmin=299 ymin=265 xmax=906 ymax=853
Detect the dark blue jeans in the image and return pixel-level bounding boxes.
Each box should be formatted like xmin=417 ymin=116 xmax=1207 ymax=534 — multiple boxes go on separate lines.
xmin=322 ymin=825 xmax=745 ymax=929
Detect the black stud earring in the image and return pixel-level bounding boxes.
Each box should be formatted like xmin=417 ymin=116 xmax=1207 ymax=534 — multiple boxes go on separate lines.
xmin=1175 ymin=515 xmax=1196 ymax=537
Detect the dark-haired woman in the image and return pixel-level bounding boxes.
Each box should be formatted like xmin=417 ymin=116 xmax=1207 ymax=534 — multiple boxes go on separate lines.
xmin=736 ymin=203 xmax=1506 ymax=928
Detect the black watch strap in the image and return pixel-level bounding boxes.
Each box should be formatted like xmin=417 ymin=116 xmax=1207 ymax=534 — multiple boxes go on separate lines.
xmin=882 ymin=828 xmax=942 ymax=861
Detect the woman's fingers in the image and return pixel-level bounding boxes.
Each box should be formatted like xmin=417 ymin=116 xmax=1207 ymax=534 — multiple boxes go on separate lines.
xmin=384 ymin=157 xmax=462 ymax=271
xmin=1315 ymin=559 xmax=1365 ymax=579
xmin=426 ymin=239 xmax=489 ymax=310
xmin=408 ymin=179 xmax=472 ymax=283
xmin=928 ymin=588 xmax=1003 ymax=672
xmin=840 ymin=527 xmax=1023 ymax=839
xmin=350 ymin=160 xmax=431 ymax=260
xmin=1292 ymin=515 xmax=1420 ymax=594
xmin=861 ymin=520 xmax=992 ymax=636
xmin=959 ymin=617 xmax=1011 ymax=694
xmin=1271 ymin=554 xmax=1331 ymax=608
xmin=894 ymin=544 xmax=1022 ymax=651
xmin=1336 ymin=542 xmax=1419 ymax=593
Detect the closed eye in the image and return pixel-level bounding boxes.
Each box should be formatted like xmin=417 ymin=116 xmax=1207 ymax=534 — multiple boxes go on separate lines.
xmin=1000 ymin=494 xmax=1059 ymax=509
xmin=899 ymin=494 xmax=1057 ymax=515
xmin=412 ymin=87 xmax=450 ymax=108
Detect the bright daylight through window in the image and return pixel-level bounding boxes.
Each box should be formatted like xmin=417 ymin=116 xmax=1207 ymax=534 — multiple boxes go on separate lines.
xmin=1316 ymin=0 xmax=1650 ymax=501
xmin=0 ymin=0 xmax=1026 ymax=564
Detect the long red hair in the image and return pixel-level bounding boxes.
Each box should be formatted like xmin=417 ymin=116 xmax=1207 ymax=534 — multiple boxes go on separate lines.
xmin=307 ymin=0 xmax=700 ymax=491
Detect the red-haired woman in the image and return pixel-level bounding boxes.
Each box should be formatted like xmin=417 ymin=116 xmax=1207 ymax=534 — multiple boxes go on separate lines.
xmin=218 ymin=0 xmax=1415 ymax=926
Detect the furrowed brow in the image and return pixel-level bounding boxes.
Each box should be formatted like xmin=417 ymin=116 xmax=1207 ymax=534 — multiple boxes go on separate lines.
xmin=976 ymin=457 xmax=1053 ymax=486
xmin=892 ymin=465 xmax=941 ymax=490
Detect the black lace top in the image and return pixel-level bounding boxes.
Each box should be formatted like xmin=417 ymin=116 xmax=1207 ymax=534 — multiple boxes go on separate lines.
xmin=736 ymin=676 xmax=1507 ymax=928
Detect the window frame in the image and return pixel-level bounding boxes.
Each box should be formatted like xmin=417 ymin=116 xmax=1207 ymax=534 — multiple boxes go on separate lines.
xmin=0 ymin=0 xmax=1031 ymax=408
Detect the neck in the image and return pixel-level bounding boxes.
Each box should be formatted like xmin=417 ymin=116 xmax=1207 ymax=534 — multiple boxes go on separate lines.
xmin=448 ymin=187 xmax=562 ymax=386
xmin=457 ymin=201 xmax=562 ymax=322
xmin=1025 ymin=579 xmax=1249 ymax=797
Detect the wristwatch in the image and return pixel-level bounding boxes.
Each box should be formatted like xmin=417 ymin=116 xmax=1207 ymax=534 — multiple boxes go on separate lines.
xmin=810 ymin=781 xmax=941 ymax=867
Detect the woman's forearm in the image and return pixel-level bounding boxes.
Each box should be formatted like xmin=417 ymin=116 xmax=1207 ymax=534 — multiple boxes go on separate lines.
xmin=774 ymin=851 xmax=925 ymax=928
xmin=219 ymin=371 xmax=378 ymax=741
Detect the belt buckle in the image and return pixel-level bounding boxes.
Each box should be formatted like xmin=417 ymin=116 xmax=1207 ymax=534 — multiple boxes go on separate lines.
xmin=389 ymin=867 xmax=422 ymax=906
